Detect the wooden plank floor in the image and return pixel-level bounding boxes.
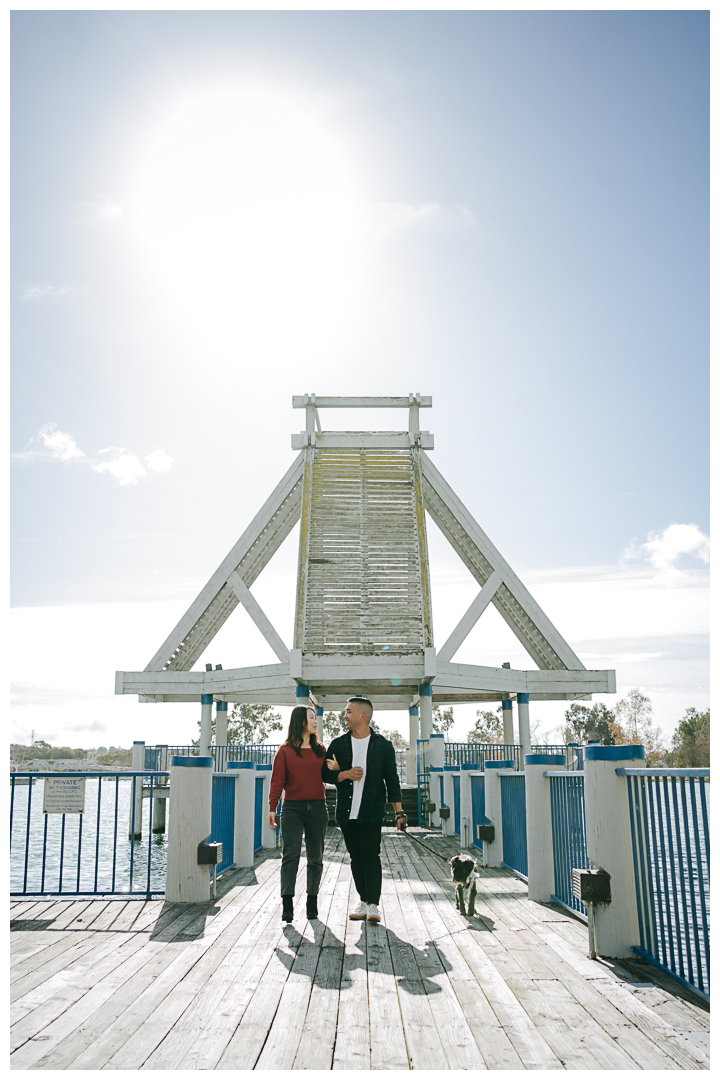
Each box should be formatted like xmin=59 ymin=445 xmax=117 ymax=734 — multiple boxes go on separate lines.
xmin=10 ymin=827 xmax=709 ymax=1070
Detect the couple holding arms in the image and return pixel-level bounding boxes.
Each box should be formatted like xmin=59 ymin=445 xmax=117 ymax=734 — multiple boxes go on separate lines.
xmin=267 ymin=696 xmax=406 ymax=924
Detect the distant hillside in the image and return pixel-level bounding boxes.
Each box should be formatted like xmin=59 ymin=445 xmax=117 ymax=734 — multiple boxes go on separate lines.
xmin=10 ymin=742 xmax=132 ymax=767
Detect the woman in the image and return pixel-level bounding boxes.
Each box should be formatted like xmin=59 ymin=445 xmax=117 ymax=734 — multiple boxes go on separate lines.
xmin=268 ymin=705 xmax=328 ymax=922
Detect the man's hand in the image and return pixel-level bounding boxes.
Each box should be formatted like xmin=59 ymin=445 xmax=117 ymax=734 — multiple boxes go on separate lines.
xmin=267 ymin=811 xmax=277 ymax=828
xmin=396 ymin=813 xmax=407 ymax=832
xmin=344 ymin=766 xmax=364 ymax=781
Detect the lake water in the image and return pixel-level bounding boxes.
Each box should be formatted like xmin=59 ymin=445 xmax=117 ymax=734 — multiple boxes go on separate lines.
xmin=10 ymin=777 xmax=167 ymax=896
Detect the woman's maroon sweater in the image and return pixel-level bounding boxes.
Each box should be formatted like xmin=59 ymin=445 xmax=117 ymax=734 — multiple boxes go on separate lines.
xmin=269 ymin=744 xmax=327 ymax=812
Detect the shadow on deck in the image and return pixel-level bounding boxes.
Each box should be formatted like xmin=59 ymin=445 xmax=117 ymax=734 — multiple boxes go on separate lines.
xmin=10 ymin=827 xmax=709 ymax=1070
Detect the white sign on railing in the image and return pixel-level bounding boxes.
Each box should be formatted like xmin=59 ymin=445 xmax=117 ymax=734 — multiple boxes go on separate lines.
xmin=43 ymin=776 xmax=86 ymax=814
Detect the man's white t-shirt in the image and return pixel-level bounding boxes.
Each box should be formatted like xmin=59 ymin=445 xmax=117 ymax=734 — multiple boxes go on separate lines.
xmin=349 ymin=733 xmax=371 ymax=820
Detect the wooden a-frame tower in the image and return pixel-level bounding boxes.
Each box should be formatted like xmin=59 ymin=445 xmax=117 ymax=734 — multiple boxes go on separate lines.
xmin=116 ymin=395 xmax=615 ymax=756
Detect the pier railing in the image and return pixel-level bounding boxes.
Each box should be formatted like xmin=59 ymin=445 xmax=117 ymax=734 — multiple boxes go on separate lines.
xmin=10 ymin=771 xmax=168 ymax=898
xmin=547 ymin=770 xmax=590 ymax=918
xmin=445 ymin=743 xmax=582 ymax=771
xmin=620 ymin=768 xmax=710 ymax=1002
xmin=500 ymin=772 xmax=528 ymax=878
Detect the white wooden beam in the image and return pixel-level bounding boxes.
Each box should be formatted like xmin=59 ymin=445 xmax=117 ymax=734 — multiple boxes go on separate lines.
xmin=227 ymin=571 xmax=290 ymax=663
xmin=420 ymin=452 xmax=584 ymax=671
xmin=292 ymin=395 xmax=432 ymax=409
xmin=436 ymin=571 xmax=502 ymax=662
xmin=291 ymin=431 xmax=434 ymax=450
xmin=143 ymin=454 xmax=304 ymax=672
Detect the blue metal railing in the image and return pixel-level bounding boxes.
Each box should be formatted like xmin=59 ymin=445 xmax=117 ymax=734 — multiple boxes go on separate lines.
xmin=500 ymin=772 xmax=528 ymax=878
xmin=470 ymin=773 xmax=487 ymax=853
xmin=158 ymin=744 xmax=281 ymax=771
xmin=209 ymin=774 xmax=236 ymax=874
xmin=621 ymin=768 xmax=710 ymax=1002
xmin=548 ymin=771 xmax=589 ymax=918
xmin=10 ymin=771 xmax=168 ymax=897
xmin=445 ymin=743 xmax=582 ymax=772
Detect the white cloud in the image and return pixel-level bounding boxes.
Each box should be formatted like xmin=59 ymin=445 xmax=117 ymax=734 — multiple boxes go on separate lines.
xmin=145 ymin=449 xmax=174 ymax=474
xmin=22 ymin=283 xmax=81 ymax=301
xmin=17 ymin=422 xmax=86 ymax=462
xmin=638 ymin=523 xmax=710 ymax=573
xmin=93 ymin=448 xmax=147 ymax=486
xmin=14 ymin=426 xmax=175 ymax=487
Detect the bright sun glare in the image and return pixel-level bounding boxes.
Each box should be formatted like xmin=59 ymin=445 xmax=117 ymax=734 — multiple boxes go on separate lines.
xmin=127 ymin=82 xmax=368 ymax=358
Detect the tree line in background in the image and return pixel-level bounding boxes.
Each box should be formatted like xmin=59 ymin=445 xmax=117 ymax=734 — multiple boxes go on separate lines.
xmin=464 ymin=690 xmax=708 ymax=768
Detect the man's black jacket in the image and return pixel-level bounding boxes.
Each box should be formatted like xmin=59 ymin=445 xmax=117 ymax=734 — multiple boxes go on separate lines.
xmin=322 ymin=729 xmax=402 ymax=826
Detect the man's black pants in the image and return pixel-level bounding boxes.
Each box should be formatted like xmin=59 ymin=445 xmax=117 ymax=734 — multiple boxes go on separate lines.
xmin=340 ymin=820 xmax=383 ymax=906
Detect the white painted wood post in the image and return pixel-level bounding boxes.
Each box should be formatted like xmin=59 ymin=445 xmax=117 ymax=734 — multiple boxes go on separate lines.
xmin=228 ymin=761 xmax=256 ymax=868
xmin=459 ymin=763 xmax=476 ymax=849
xmin=165 ymin=755 xmax=213 ymax=903
xmin=215 ymin=701 xmax=228 ymax=757
xmin=428 ymin=767 xmax=443 ymax=828
xmin=584 ymin=743 xmax=646 ymax=958
xmin=199 ymin=694 xmax=213 ymax=758
xmin=129 ymin=741 xmax=144 ymax=838
xmin=524 ymin=753 xmax=566 ymax=901
xmin=482 ymin=759 xmax=513 ymax=867
xmin=501 ymin=698 xmax=514 ymax=745
xmin=427 ymin=735 xmax=444 ymax=826
xmin=517 ymin=693 xmax=531 ymax=760
xmin=256 ymin=765 xmax=276 ymax=848
xmin=443 ymin=766 xmax=459 ymax=837
xmin=419 ymin=685 xmax=433 ymax=741
xmin=407 ymin=706 xmax=419 ymax=781
xmin=316 ymin=705 xmax=324 ymax=746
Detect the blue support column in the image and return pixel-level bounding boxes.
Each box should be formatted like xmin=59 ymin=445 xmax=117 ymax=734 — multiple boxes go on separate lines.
xmin=408 ymin=706 xmax=419 ymax=781
xmin=501 ymin=697 xmax=514 ymax=744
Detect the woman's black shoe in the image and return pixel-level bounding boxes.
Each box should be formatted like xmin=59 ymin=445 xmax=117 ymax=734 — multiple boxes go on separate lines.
xmin=282 ymin=896 xmax=294 ymax=922
xmin=306 ymin=895 xmax=318 ymax=920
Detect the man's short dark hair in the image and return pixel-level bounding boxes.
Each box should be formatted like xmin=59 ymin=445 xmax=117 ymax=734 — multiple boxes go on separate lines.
xmin=347 ymin=696 xmax=374 ymax=720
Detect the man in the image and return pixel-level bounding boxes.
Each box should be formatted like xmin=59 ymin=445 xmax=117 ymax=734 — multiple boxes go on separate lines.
xmin=323 ymin=696 xmax=406 ymax=924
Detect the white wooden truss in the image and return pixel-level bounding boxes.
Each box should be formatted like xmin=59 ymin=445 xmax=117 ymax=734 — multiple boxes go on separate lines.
xmin=116 ymin=396 xmax=615 ymax=708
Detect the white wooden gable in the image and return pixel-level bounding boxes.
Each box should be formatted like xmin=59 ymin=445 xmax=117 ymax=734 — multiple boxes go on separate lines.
xmin=116 ymin=395 xmax=615 ymax=707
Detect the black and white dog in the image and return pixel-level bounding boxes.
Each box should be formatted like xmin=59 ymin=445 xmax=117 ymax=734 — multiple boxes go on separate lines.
xmin=449 ymin=853 xmax=478 ymax=917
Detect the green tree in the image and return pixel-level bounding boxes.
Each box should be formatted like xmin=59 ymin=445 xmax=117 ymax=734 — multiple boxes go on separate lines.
xmin=432 ymin=705 xmax=455 ymax=737
xmin=321 ymin=710 xmax=346 ymax=741
xmin=196 ymin=703 xmax=283 ymax=745
xmin=611 ymin=689 xmax=667 ymax=766
xmin=374 ymin=727 xmax=409 ymax=750
xmin=668 ymin=708 xmax=709 ymax=767
xmin=562 ymin=703 xmax=616 ymax=745
xmin=468 ymin=707 xmax=504 ymax=744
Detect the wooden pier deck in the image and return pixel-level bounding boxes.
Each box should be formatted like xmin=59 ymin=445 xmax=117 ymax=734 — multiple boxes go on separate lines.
xmin=11 ymin=827 xmax=709 ymax=1070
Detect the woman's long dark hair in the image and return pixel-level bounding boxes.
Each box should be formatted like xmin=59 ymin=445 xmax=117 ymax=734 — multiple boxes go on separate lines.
xmin=285 ymin=705 xmax=324 ymax=758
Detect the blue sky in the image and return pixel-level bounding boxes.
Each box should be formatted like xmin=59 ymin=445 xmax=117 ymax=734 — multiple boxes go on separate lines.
xmin=11 ymin=10 xmax=709 ymax=749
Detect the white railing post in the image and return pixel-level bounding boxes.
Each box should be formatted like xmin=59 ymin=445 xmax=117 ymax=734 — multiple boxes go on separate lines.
xmin=165 ymin=755 xmax=213 ymax=903
xmin=315 ymin=705 xmax=324 ymax=745
xmin=443 ymin=765 xmax=460 ymax=837
xmin=459 ymin=763 xmax=476 ymax=849
xmin=228 ymin=761 xmax=256 ymax=868
xmin=524 ymin=753 xmax=566 ymax=901
xmin=427 ymin=734 xmax=444 ymax=826
xmin=407 ymin=706 xmax=419 ymax=781
xmin=482 ymin=759 xmax=513 ymax=867
xmin=129 ymin=740 xmax=145 ymax=838
xmin=256 ymin=765 xmax=276 ymax=848
xmin=584 ymin=743 xmax=645 ymax=957
xmin=428 ymin=767 xmax=443 ymax=828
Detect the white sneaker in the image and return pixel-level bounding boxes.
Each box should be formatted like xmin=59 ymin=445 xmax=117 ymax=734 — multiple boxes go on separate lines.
xmin=349 ymin=901 xmax=367 ymax=920
xmin=366 ymin=903 xmax=381 ymax=924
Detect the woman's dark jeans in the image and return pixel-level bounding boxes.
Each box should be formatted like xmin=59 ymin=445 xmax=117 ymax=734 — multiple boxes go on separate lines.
xmin=280 ymin=799 xmax=328 ymax=897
